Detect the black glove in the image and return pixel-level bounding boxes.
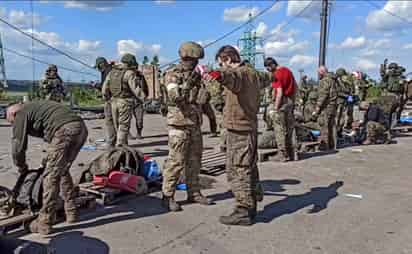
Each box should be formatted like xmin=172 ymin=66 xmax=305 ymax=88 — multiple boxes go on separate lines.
xmin=17 ymin=163 xmax=29 ymax=174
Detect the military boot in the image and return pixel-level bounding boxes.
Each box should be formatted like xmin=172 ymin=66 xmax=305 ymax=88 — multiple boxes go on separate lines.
xmin=65 ymin=210 xmax=78 ymax=224
xmin=161 ymin=194 xmax=182 ymax=212
xmin=29 ymin=219 xmax=53 ymax=235
xmin=362 ymin=138 xmax=373 ymax=145
xmin=219 ymin=207 xmax=254 ymax=226
xmin=187 ymin=192 xmax=213 ymax=205
xmin=256 ymin=183 xmax=264 ymax=202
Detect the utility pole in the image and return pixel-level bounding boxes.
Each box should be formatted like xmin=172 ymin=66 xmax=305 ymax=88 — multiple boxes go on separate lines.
xmin=0 ymin=32 xmax=7 ymax=89
xmin=238 ymin=13 xmax=263 ymax=68
xmin=318 ymin=0 xmax=328 ymax=68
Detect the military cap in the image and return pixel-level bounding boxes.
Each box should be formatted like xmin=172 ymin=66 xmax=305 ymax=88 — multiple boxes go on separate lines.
xmin=178 ymin=41 xmax=204 ymax=59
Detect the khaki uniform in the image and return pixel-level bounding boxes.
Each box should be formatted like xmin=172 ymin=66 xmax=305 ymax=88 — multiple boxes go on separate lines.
xmin=316 ymin=74 xmax=338 ymax=150
xmin=336 ymin=75 xmax=353 ymax=135
xmin=162 ymin=63 xmax=203 ymax=197
xmin=219 ymin=64 xmax=271 ymax=210
xmin=133 ymin=77 xmax=148 ymax=134
xmin=209 ymin=80 xmax=226 ymax=150
xmin=40 ymin=76 xmax=65 ymax=102
xmin=11 ymin=101 xmax=87 ymax=227
xmin=271 ymin=97 xmax=295 ymax=159
xmin=102 ymin=63 xmax=146 ymax=146
xmin=198 ymin=85 xmax=217 ymax=134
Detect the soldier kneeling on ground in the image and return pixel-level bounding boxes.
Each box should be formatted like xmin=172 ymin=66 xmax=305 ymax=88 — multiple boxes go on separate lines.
xmin=6 ymin=101 xmax=88 ymax=235
xmin=361 ymin=100 xmax=391 ymax=145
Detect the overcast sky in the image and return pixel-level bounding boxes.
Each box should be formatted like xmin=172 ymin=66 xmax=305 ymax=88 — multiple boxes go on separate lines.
xmin=0 ymin=0 xmax=411 ymax=82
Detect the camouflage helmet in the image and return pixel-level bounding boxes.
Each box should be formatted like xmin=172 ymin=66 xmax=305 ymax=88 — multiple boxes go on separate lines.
xmin=121 ymin=53 xmax=138 ymax=67
xmin=335 ymin=68 xmax=347 ymax=77
xmin=47 ymin=64 xmax=58 ymax=72
xmin=94 ymin=57 xmax=108 ymax=68
xmin=178 ymin=41 xmax=204 ymax=59
xmin=308 ymin=91 xmax=318 ymax=100
xmin=388 ymin=62 xmax=398 ymax=69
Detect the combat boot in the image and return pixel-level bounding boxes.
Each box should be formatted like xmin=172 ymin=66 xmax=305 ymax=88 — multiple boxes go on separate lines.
xmin=219 ymin=207 xmax=254 ymax=226
xmin=65 ymin=211 xmax=78 ymax=224
xmin=29 ymin=219 xmax=53 ymax=235
xmin=161 ymin=194 xmax=182 ymax=212
xmin=136 ymin=128 xmax=143 ymax=140
xmin=187 ymin=192 xmax=213 ymax=205
xmin=256 ymin=183 xmax=264 ymax=202
xmin=362 ymin=138 xmax=373 ymax=145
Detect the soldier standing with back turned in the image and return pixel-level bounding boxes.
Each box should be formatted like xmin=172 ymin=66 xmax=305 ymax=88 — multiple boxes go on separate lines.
xmin=40 ymin=65 xmax=65 ymax=103
xmin=102 ymin=53 xmax=147 ymax=146
xmin=161 ymin=42 xmax=211 ymax=212
xmin=311 ymin=66 xmax=338 ymax=151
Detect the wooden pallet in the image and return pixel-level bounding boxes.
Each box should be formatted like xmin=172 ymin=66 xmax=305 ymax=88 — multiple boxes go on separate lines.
xmin=79 ymin=182 xmax=138 ymax=206
xmin=200 ymin=150 xmax=226 ymax=176
xmin=0 ymin=194 xmax=96 ymax=236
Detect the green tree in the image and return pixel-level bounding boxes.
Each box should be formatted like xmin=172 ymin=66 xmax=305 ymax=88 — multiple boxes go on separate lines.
xmin=143 ymin=56 xmax=149 ymax=65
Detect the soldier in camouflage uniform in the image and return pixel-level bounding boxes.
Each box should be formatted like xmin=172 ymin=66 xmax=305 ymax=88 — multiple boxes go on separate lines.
xmin=208 ymin=79 xmax=227 ymax=151
xmin=161 ymin=42 xmax=211 ymax=212
xmin=94 ymin=57 xmax=116 ymax=147
xmin=102 ymin=54 xmax=147 ymax=146
xmin=353 ymin=71 xmax=369 ymax=102
xmin=311 ymin=66 xmax=338 ymax=151
xmin=362 ymin=100 xmax=390 ymax=145
xmin=197 ymin=82 xmax=218 ymax=136
xmin=40 ymin=65 xmax=65 ymax=102
xmin=206 ymin=45 xmax=272 ymax=226
xmin=380 ymin=60 xmax=406 ymax=126
xmin=297 ymin=75 xmax=312 ymax=113
xmin=335 ymin=68 xmax=353 ymax=136
xmin=262 ymin=85 xmax=274 ymax=131
xmin=133 ymin=71 xmax=149 ymax=139
xmin=303 ymin=90 xmax=321 ymax=130
xmin=264 ymin=57 xmax=297 ymax=162
xmin=7 ymin=101 xmax=88 ymax=235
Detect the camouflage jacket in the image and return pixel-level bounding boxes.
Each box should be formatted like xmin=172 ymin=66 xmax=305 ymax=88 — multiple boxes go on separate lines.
xmin=336 ymin=75 xmax=353 ymax=104
xmin=218 ymin=64 xmax=272 ymax=131
xmin=317 ymin=73 xmax=338 ymax=116
xmin=40 ymin=76 xmax=65 ymax=102
xmin=164 ymin=63 xmax=202 ymax=127
xmin=102 ymin=63 xmax=147 ymax=102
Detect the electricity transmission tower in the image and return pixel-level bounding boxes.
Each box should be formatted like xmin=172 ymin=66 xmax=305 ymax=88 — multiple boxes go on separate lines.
xmin=238 ymin=13 xmax=263 ymax=68
xmin=0 ymin=31 xmax=7 ymax=89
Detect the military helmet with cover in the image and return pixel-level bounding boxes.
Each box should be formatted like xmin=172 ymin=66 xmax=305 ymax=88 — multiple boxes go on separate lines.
xmin=178 ymin=41 xmax=204 ymax=59
xmin=47 ymin=64 xmax=58 ymax=72
xmin=121 ymin=53 xmax=138 ymax=67
xmin=94 ymin=57 xmax=108 ymax=68
xmin=336 ymin=68 xmax=347 ymax=77
xmin=388 ymin=62 xmax=398 ymax=69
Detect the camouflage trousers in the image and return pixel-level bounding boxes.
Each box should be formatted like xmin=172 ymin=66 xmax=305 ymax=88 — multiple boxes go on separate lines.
xmin=111 ymin=98 xmax=133 ymax=146
xmin=38 ymin=121 xmax=88 ymax=225
xmin=226 ymin=129 xmax=259 ymax=209
xmin=366 ymin=121 xmax=387 ymax=142
xmin=271 ymin=99 xmax=295 ymax=158
xmin=318 ymin=113 xmax=337 ymax=151
xmin=162 ymin=125 xmax=203 ymax=196
xmin=346 ymin=104 xmax=354 ymax=129
xmin=336 ymin=102 xmax=347 ymax=135
xmin=45 ymin=92 xmax=64 ymax=103
xmin=215 ymin=111 xmax=226 ymax=150
xmin=201 ymin=103 xmax=217 ymax=134
xmin=133 ymin=101 xmax=144 ymax=131
xmin=104 ymin=101 xmax=116 ymax=146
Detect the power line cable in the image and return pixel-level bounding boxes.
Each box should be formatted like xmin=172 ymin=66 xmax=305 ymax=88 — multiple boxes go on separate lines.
xmin=160 ymin=0 xmax=280 ymax=69
xmin=30 ymin=0 xmax=35 ymax=84
xmin=366 ymin=0 xmax=412 ymax=24
xmin=262 ymin=0 xmax=314 ymax=42
xmin=3 ymin=47 xmax=99 ymax=78
xmin=0 ymin=16 xmax=96 ymax=70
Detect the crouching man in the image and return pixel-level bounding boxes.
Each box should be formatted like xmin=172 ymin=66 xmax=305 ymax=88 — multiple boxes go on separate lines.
xmin=7 ymin=101 xmax=88 ymax=235
xmin=362 ymin=100 xmax=390 ymax=145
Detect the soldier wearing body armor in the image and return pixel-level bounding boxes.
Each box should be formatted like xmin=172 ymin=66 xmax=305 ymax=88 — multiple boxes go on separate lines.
xmin=380 ymin=60 xmax=406 ymax=125
xmin=40 ymin=65 xmax=65 ymax=102
xmin=311 ymin=66 xmax=338 ymax=151
xmin=133 ymin=70 xmax=149 ymax=140
xmin=94 ymin=57 xmax=116 ymax=147
xmin=335 ymin=68 xmax=354 ymax=137
xmin=161 ymin=42 xmax=212 ymax=212
xmin=102 ymin=53 xmax=146 ymax=146
xmin=303 ymin=90 xmax=320 ymax=130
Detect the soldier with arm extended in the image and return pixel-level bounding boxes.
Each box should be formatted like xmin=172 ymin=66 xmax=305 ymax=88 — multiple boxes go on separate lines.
xmin=94 ymin=57 xmax=116 ymax=148
xmin=102 ymin=53 xmax=144 ymax=146
xmin=311 ymin=66 xmax=338 ymax=151
xmin=7 ymin=101 xmax=88 ymax=235
xmin=205 ymin=45 xmax=272 ymax=226
xmin=161 ymin=42 xmax=212 ymax=212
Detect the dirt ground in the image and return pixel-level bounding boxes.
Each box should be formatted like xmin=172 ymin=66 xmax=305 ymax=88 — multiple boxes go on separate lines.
xmin=1 ymin=114 xmax=412 ymax=254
